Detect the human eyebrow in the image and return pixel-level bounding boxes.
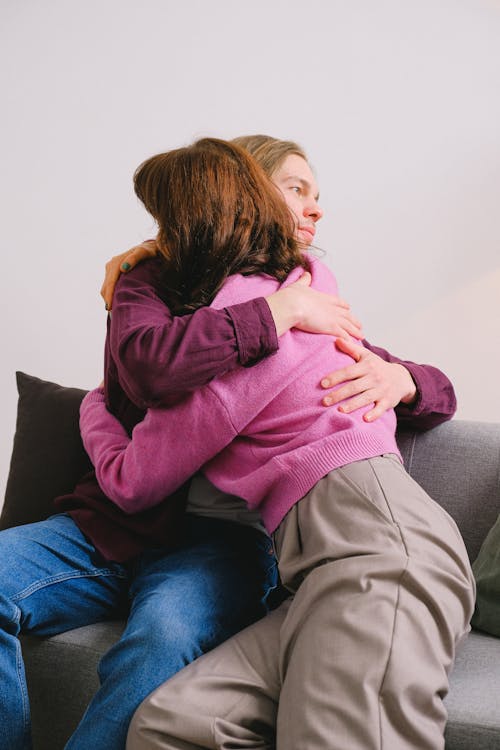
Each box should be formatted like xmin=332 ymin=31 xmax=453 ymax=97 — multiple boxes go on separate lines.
xmin=284 ymin=175 xmax=320 ymax=200
xmin=283 ymin=175 xmax=306 ymax=185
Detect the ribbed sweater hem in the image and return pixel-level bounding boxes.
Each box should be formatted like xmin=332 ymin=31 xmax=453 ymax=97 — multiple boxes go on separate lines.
xmin=258 ymin=432 xmax=401 ymax=533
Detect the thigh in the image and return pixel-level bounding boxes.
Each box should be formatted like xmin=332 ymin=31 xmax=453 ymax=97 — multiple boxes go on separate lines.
xmin=277 ymin=557 xmax=406 ymax=749
xmin=338 ymin=455 xmax=474 ymax=640
xmin=67 ymin=518 xmax=277 ymax=750
xmin=131 ymin=515 xmax=277 ymax=648
xmin=275 ymin=455 xmax=472 ymax=596
xmin=127 ymin=600 xmax=288 ymax=750
xmin=274 ymin=458 xmax=474 ymax=750
xmin=0 ymin=514 xmax=129 ymax=635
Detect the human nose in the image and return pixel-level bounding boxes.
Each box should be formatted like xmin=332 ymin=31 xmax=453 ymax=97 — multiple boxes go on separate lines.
xmin=305 ymin=197 xmax=323 ymax=223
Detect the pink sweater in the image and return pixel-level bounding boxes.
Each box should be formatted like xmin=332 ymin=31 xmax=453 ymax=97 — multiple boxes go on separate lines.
xmin=80 ymin=256 xmax=400 ymax=533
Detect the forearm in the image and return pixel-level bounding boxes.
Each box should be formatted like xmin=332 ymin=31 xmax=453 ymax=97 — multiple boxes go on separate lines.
xmin=80 ymin=388 xmax=236 ymax=511
xmin=363 ymin=341 xmax=457 ymax=429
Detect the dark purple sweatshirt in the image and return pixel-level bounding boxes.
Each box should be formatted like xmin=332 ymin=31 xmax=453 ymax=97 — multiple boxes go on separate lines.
xmin=56 ymin=258 xmax=456 ymax=561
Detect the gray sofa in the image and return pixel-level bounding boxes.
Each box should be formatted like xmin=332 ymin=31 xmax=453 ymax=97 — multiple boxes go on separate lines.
xmin=3 ymin=373 xmax=500 ymax=749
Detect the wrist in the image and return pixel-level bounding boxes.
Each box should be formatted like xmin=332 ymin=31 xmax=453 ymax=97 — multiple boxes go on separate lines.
xmin=397 ymin=365 xmax=417 ymax=404
xmin=266 ymin=287 xmax=303 ymax=337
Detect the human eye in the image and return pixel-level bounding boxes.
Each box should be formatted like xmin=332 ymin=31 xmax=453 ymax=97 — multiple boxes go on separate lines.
xmin=290 ymin=184 xmax=301 ymax=194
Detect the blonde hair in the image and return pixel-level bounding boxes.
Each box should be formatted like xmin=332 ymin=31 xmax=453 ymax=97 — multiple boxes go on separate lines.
xmin=232 ymin=135 xmax=307 ymax=179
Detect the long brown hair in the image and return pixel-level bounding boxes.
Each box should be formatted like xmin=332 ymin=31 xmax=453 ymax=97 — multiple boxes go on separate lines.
xmin=134 ymin=138 xmax=308 ymax=314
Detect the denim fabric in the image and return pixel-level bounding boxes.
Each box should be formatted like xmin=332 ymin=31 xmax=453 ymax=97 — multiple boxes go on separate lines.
xmin=0 ymin=513 xmax=276 ymax=750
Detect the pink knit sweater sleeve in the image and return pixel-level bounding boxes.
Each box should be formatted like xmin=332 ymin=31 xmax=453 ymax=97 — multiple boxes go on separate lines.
xmin=80 ymin=387 xmax=237 ymax=512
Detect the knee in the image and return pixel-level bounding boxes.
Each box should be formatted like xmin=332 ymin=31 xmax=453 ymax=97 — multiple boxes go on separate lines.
xmin=140 ymin=598 xmax=212 ymax=654
xmin=100 ymin=603 xmax=213 ymax=687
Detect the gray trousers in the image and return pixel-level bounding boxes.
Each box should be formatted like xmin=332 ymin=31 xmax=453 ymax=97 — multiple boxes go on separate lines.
xmin=127 ymin=455 xmax=475 ymax=750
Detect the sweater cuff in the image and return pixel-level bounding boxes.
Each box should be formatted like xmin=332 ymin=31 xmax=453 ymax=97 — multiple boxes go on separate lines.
xmin=394 ymin=363 xmax=424 ymax=416
xmin=226 ymin=297 xmax=279 ymax=367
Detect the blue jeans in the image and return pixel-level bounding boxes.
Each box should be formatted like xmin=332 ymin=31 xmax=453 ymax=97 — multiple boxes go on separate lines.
xmin=0 ymin=513 xmax=276 ymax=750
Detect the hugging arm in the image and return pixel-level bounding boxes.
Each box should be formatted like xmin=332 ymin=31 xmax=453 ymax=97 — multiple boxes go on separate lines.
xmin=364 ymin=340 xmax=457 ymax=428
xmin=108 ymin=254 xmax=453 ymax=429
xmin=80 ymin=387 xmax=236 ymax=512
xmin=321 ymin=337 xmax=456 ymax=429
xmin=108 ymin=260 xmax=362 ymax=409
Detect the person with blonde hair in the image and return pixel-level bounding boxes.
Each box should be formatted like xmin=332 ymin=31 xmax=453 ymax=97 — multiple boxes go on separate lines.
xmin=76 ymin=137 xmax=473 ymax=749
xmin=0 ymin=134 xmax=458 ymax=750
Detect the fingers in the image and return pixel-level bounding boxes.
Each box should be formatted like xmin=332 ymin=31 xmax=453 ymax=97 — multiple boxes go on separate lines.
xmin=322 ymin=383 xmax=389 ymax=421
xmin=362 ymin=403 xmax=388 ymax=423
xmin=321 ymin=364 xmax=360 ymax=391
xmin=335 ymin=393 xmax=390 ymax=422
xmin=320 ymin=340 xmax=407 ymax=421
xmin=324 ymin=312 xmax=363 ymax=340
xmin=338 ymin=318 xmax=364 ymax=340
xmin=123 ymin=241 xmax=157 ymax=270
xmin=320 ymin=341 xmax=380 ymax=411
xmin=334 ymin=336 xmax=364 ymax=359
xmin=100 ymin=242 xmax=157 ymax=311
xmin=322 ymin=377 xmax=371 ymax=407
xmin=100 ymin=257 xmax=124 ymax=310
xmin=321 ymin=341 xmax=368 ymax=389
xmin=120 ymin=247 xmax=142 ymax=272
xmin=338 ymin=391 xmax=378 ymax=414
xmin=285 ymin=281 xmax=363 ymax=339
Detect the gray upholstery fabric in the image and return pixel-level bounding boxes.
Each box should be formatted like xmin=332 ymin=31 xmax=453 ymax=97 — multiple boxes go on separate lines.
xmin=22 ymin=622 xmax=125 ymax=750
xmin=16 ymin=419 xmax=500 ymax=748
xmin=397 ymin=420 xmax=500 ymax=562
xmin=445 ymin=631 xmax=500 ymax=749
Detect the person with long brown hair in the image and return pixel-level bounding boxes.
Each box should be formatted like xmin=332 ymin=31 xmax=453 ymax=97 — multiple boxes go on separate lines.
xmin=77 ymin=137 xmax=473 ymax=749
xmin=132 ymin=138 xmax=308 ymax=315
xmin=0 ymin=135 xmax=371 ymax=750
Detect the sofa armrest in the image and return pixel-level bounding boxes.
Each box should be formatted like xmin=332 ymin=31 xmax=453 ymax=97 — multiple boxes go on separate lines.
xmin=397 ymin=419 xmax=500 ymax=562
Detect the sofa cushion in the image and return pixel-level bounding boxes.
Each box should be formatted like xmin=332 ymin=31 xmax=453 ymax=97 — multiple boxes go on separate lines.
xmin=396 ymin=421 xmax=500 ymax=562
xmin=22 ymin=621 xmax=125 ymax=750
xmin=445 ymin=630 xmax=500 ymax=749
xmin=1 ymin=372 xmax=92 ymax=530
xmin=471 ymin=513 xmax=500 ymax=637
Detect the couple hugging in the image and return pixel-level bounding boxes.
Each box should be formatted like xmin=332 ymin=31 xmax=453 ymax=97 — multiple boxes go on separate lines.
xmin=1 ymin=134 xmax=474 ymax=750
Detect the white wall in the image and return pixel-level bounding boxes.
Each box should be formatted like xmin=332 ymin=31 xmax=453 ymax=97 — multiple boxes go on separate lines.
xmin=1 ymin=0 xmax=499 ymax=505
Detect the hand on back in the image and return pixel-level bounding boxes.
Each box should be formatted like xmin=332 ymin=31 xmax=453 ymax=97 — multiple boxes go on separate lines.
xmin=267 ymin=272 xmax=364 ymax=340
xmin=99 ymin=247 xmax=411 ymax=422
xmin=321 ymin=337 xmax=417 ymax=421
xmin=101 ymin=240 xmax=158 ymax=310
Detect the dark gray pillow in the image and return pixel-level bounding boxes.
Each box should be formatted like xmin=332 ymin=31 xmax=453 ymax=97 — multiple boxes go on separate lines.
xmin=1 ymin=372 xmax=92 ymax=530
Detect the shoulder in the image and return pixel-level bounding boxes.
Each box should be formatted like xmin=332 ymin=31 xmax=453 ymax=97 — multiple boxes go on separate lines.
xmin=112 ymin=257 xmax=175 ymax=310
xmin=115 ymin=256 xmax=167 ymax=294
xmin=211 ymin=272 xmax=280 ymax=308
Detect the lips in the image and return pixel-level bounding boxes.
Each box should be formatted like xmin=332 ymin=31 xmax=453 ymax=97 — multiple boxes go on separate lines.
xmin=298 ymin=225 xmax=316 ymax=244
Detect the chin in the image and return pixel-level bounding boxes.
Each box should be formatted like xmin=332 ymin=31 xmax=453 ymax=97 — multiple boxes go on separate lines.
xmin=298 ymin=235 xmax=313 ymax=248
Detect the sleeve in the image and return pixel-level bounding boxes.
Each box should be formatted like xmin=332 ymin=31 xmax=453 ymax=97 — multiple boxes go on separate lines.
xmin=362 ymin=340 xmax=457 ymax=430
xmin=110 ymin=260 xmax=278 ymax=409
xmin=80 ymin=388 xmax=237 ymax=513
